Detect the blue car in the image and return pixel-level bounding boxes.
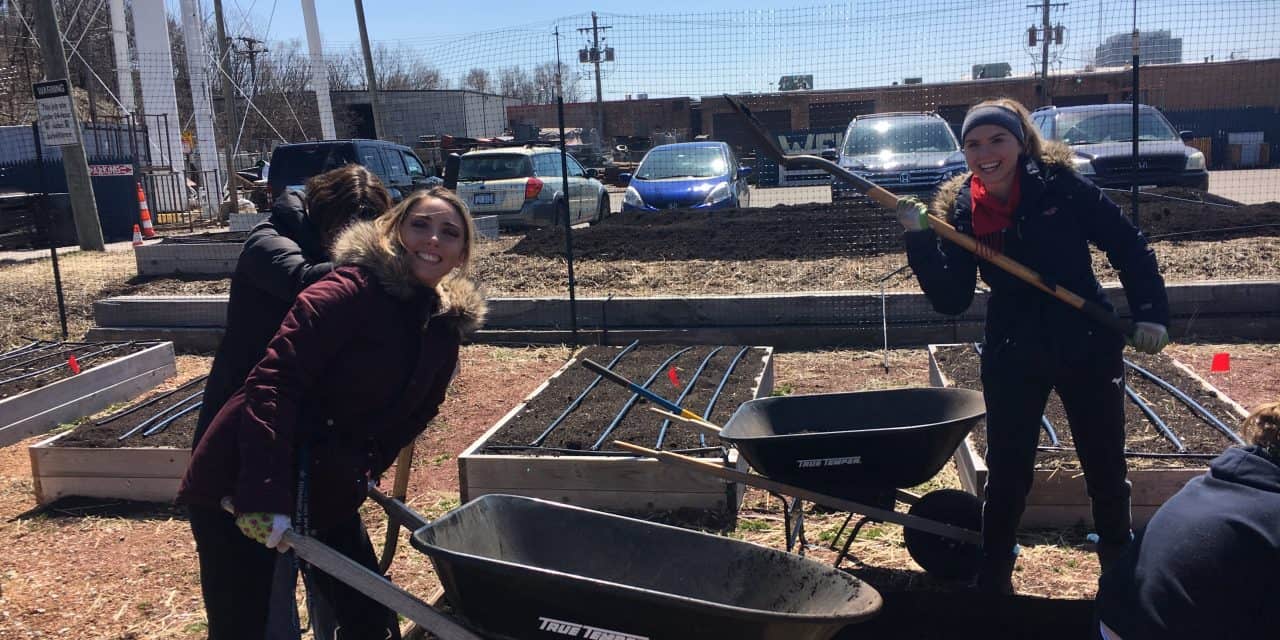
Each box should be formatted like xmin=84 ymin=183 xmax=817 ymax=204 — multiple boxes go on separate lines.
xmin=621 ymin=142 xmax=752 ymax=212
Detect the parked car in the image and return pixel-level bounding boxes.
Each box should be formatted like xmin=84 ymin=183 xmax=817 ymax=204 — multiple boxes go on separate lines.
xmin=620 ymin=142 xmax=752 ymax=212
xmin=1031 ymin=103 xmax=1208 ymax=190
xmin=268 ymin=139 xmax=440 ymax=203
xmin=826 ymin=112 xmax=967 ymax=201
xmin=455 ymin=146 xmax=610 ymax=228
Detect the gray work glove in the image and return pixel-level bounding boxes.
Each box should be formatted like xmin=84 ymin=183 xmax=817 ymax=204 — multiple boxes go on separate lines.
xmin=1127 ymin=321 xmax=1170 ymax=355
xmin=896 ymin=197 xmax=930 ymax=232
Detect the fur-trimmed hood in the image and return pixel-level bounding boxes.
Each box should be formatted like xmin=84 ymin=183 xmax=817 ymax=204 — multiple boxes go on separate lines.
xmin=930 ymin=140 xmax=1078 ymax=221
xmin=330 ymin=220 xmax=487 ymax=335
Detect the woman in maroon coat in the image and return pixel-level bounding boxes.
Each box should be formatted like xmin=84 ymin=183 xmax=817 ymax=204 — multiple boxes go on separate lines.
xmin=179 ymin=187 xmax=486 ymax=640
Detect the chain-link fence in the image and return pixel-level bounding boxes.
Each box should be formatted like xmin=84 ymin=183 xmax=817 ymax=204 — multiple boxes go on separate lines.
xmin=1 ymin=0 xmax=1278 ymax=348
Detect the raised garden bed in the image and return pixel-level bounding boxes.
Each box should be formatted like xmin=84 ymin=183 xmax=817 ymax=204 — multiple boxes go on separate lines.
xmin=459 ymin=343 xmax=774 ymax=527
xmin=29 ymin=375 xmax=203 ymax=504
xmin=228 ymin=212 xmax=269 ymax=232
xmin=0 ymin=340 xmax=175 ymax=447
xmin=134 ymin=231 xmax=248 ymax=277
xmin=929 ymin=343 xmax=1250 ymax=527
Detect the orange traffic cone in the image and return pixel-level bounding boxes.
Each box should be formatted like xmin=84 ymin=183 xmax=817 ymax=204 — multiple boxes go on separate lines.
xmin=132 ymin=224 xmax=144 ymax=247
xmin=136 ymin=183 xmax=157 ymax=238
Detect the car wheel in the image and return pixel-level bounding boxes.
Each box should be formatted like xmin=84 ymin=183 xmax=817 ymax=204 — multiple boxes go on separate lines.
xmin=593 ymin=195 xmax=609 ymax=224
xmin=554 ymin=199 xmax=570 ymax=228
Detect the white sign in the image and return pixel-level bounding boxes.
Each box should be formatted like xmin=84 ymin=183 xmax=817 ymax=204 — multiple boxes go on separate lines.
xmin=33 ymin=80 xmax=80 ymax=147
xmin=89 ymin=164 xmax=134 ymax=177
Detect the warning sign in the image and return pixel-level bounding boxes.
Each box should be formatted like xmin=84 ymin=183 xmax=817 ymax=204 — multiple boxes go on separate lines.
xmin=32 ymin=79 xmax=80 ymax=147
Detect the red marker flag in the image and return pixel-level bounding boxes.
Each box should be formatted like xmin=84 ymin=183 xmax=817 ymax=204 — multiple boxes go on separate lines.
xmin=667 ymin=366 xmax=681 ymax=388
xmin=67 ymin=355 xmax=81 ymax=374
xmin=1210 ymin=353 xmax=1230 ymax=372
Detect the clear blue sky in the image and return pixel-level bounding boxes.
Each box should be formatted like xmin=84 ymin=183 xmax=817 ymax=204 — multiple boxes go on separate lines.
xmin=171 ymin=0 xmax=1280 ymax=100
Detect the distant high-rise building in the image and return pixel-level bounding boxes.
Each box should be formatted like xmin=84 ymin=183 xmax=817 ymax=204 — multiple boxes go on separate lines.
xmin=1095 ymin=30 xmax=1183 ymax=67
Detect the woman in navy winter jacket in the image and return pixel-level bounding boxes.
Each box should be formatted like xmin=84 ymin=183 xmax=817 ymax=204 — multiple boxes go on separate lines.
xmin=179 ymin=187 xmax=486 ymax=640
xmin=1096 ymin=402 xmax=1280 ymax=639
xmin=896 ymin=98 xmax=1170 ymax=592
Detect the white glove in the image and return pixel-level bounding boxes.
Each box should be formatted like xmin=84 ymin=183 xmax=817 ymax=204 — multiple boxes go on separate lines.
xmin=896 ymin=197 xmax=929 ymax=232
xmin=1128 ymin=322 xmax=1169 ymax=355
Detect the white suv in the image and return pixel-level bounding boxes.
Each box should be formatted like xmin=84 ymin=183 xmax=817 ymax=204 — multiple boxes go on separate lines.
xmin=455 ymin=146 xmax=610 ymax=228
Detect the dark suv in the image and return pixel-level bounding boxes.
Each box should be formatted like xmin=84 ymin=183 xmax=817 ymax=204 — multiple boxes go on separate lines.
xmin=826 ymin=112 xmax=967 ymax=201
xmin=268 ymin=139 xmax=440 ymax=202
xmin=1031 ymin=104 xmax=1208 ymax=190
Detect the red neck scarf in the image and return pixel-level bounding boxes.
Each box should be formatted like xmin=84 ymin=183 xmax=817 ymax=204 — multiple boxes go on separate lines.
xmin=970 ymin=174 xmax=1021 ymax=254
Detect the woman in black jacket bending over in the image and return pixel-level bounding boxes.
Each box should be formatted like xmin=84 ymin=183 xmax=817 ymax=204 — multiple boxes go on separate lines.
xmin=194 ymin=165 xmax=392 ymax=447
xmin=896 ymin=98 xmax=1170 ymax=593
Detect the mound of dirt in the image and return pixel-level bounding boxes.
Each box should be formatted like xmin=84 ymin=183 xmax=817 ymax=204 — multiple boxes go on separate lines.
xmin=509 ymin=201 xmax=904 ymax=261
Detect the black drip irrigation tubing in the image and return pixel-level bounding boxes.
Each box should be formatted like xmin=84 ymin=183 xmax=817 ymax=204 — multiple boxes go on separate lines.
xmin=0 ymin=342 xmax=134 ymax=388
xmin=590 ymin=347 xmax=695 ymax=451
xmin=973 ymin=343 xmax=1059 ymax=446
xmin=0 ymin=339 xmax=147 ymax=377
xmin=94 ymin=374 xmax=210 ymax=426
xmin=699 ymin=346 xmax=751 ymax=448
xmin=118 ymin=390 xmax=205 ymax=441
xmin=654 ymin=346 xmax=725 ymax=449
xmin=142 ymin=400 xmax=203 ymax=437
xmin=1035 ymin=446 xmax=1219 ymax=460
xmin=486 ymin=445 xmax=726 ymax=457
xmin=1124 ymin=359 xmax=1246 ymax=446
xmin=529 ymin=340 xmax=641 ymax=447
xmin=0 ymin=340 xmax=54 ymax=363
xmin=1124 ymin=384 xmax=1186 ymax=453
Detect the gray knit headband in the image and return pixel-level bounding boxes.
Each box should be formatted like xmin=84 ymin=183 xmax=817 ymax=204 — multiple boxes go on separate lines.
xmin=961 ymin=105 xmax=1026 ymax=146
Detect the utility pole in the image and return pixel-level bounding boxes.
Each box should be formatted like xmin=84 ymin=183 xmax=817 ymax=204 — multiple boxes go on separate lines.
xmin=353 ymin=0 xmax=385 ymax=140
xmin=578 ymin=13 xmax=613 ymax=154
xmin=234 ymin=37 xmax=269 ymax=101
xmin=33 ymin=0 xmax=104 ymax=250
xmin=1027 ymin=1 xmax=1067 ymax=107
xmin=212 ymin=0 xmax=238 ymax=216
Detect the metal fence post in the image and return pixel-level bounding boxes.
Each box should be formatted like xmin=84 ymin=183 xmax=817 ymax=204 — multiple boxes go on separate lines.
xmin=32 ymin=122 xmax=69 ymax=339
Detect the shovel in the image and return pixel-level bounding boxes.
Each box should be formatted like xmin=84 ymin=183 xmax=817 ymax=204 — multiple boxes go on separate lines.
xmin=722 ymin=94 xmax=1132 ymax=339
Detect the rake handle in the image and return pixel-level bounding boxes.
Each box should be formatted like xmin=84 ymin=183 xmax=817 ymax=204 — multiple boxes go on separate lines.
xmin=580 ymin=358 xmax=713 ymax=425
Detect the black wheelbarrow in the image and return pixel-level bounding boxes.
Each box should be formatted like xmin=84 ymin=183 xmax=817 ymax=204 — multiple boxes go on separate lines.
xmin=409 ymin=494 xmax=882 ymax=640
xmin=582 ymin=359 xmax=988 ymax=580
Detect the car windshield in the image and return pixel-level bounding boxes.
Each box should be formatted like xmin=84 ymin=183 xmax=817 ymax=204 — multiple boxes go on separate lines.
xmin=457 ymin=154 xmax=533 ymax=181
xmin=842 ymin=118 xmax=958 ymax=155
xmin=270 ymin=144 xmax=356 ymax=187
xmin=1054 ymin=110 xmax=1181 ymax=144
xmin=635 ymin=147 xmax=727 ymax=180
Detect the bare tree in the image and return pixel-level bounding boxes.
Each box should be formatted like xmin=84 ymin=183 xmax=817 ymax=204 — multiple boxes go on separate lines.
xmin=463 ymin=67 xmax=490 ymax=93
xmin=498 ymin=66 xmax=537 ymax=103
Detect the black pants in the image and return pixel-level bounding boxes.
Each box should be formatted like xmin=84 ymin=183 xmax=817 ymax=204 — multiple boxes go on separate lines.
xmin=189 ymin=504 xmax=400 ymax=640
xmin=979 ymin=336 xmax=1132 ymax=558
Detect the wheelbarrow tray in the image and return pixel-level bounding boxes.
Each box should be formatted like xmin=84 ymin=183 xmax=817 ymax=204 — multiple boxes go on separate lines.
xmin=410 ymin=494 xmax=881 ymax=640
xmin=719 ymin=388 xmax=986 ymax=500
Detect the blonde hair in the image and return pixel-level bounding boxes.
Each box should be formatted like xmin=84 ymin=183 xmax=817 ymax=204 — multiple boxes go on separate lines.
xmin=1242 ymin=401 xmax=1280 ymax=457
xmin=966 ymin=98 xmax=1047 ymax=162
xmin=373 ymin=187 xmax=478 ymax=279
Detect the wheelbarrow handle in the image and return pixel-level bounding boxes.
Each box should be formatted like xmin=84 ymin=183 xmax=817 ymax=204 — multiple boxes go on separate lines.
xmin=580 ymin=358 xmax=716 ymax=427
xmin=220 ymin=499 xmax=479 ymax=640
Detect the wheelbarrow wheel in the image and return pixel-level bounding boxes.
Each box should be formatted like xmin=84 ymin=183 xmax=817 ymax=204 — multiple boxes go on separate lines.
xmin=903 ymin=489 xmax=983 ymax=581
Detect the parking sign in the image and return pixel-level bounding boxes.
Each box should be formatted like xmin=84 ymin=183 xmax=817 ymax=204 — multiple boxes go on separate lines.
xmin=32 ymin=79 xmax=80 ymax=147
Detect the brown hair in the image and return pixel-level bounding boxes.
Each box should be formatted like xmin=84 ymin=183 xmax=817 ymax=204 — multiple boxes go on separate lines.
xmin=373 ymin=186 xmax=478 ymax=278
xmin=1242 ymin=401 xmax=1280 ymax=457
xmin=965 ymin=98 xmax=1047 ymax=162
xmin=304 ymin=165 xmax=393 ymax=244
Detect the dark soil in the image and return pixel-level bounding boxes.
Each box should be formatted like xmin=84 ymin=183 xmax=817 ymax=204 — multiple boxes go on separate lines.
xmin=159 ymin=231 xmax=248 ymax=244
xmin=506 ymin=187 xmax=1280 ymax=264
xmin=509 ymin=201 xmax=905 ymax=260
xmin=481 ymin=344 xmax=769 ymax=456
xmin=54 ymin=378 xmax=205 ymax=449
xmin=933 ymin=345 xmax=1244 ymax=470
xmin=0 ymin=341 xmax=153 ymax=400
